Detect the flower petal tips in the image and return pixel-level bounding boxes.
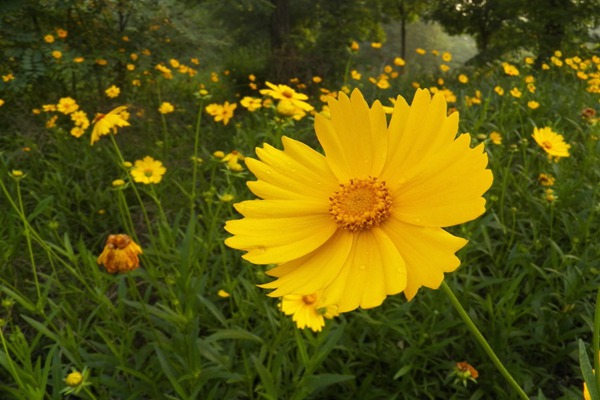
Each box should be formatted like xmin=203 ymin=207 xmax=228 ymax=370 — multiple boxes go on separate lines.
xmin=225 ymin=88 xmax=493 ymax=313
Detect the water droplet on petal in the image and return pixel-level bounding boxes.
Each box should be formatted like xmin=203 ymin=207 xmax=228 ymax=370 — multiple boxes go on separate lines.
xmin=359 ymin=264 xmax=366 ymax=271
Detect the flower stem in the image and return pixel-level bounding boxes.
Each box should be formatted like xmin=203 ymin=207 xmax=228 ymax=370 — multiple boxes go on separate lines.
xmin=441 ymin=281 xmax=528 ymax=399
xmin=190 ymin=101 xmax=204 ymax=216
xmin=594 ymin=287 xmax=600 ymax=392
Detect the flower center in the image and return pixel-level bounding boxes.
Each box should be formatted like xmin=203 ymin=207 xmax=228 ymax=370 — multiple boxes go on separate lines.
xmin=542 ymin=140 xmax=553 ymax=150
xmin=282 ymin=89 xmax=294 ymax=99
xmin=144 ymin=169 xmax=154 ymax=178
xmin=329 ymin=177 xmax=392 ymax=232
xmin=302 ymin=294 xmax=317 ymax=305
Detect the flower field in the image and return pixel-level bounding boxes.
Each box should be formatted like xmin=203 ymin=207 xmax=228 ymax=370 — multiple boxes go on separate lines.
xmin=1 ymin=3 xmax=600 ymax=399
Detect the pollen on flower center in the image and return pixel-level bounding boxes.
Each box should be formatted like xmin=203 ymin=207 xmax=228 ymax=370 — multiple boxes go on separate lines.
xmin=302 ymin=294 xmax=317 ymax=305
xmin=329 ymin=177 xmax=392 ymax=232
xmin=542 ymin=141 xmax=553 ymax=150
xmin=282 ymin=89 xmax=294 ymax=98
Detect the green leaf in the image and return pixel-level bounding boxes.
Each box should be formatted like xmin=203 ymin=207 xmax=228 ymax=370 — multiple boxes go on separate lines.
xmin=579 ymin=339 xmax=599 ymax=400
xmin=303 ymin=373 xmax=354 ymax=391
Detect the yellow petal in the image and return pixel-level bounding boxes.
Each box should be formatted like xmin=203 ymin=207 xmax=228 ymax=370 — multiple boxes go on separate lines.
xmin=392 ymin=134 xmax=493 ymax=227
xmin=316 ymin=90 xmax=388 ymax=181
xmin=224 ymin=215 xmax=336 ymax=264
xmin=381 ymin=89 xmax=458 ymax=181
xmin=233 ymin=199 xmax=327 ymax=218
xmin=380 ymin=215 xmax=467 ymax=300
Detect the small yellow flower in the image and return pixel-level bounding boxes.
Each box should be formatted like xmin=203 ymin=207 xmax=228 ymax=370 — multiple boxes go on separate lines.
xmin=393 ymin=57 xmax=405 ymax=67
xmin=371 ymin=42 xmax=382 ymax=49
xmin=0 ymin=99 xmax=4 ymax=107
xmin=56 ymin=28 xmax=68 ymax=38
xmin=221 ymin=150 xmax=244 ymax=171
xmin=532 ymin=127 xmax=570 ymax=158
xmin=57 ymin=97 xmax=79 ymax=114
xmin=158 ymin=102 xmax=175 ymax=114
xmin=73 ymin=57 xmax=85 ymax=63
xmin=502 ymin=62 xmax=519 ymax=76
xmin=350 ymin=41 xmax=359 ymax=51
xmin=509 ymin=87 xmax=522 ymax=98
xmin=440 ymin=64 xmax=450 ymax=72
xmin=312 ymin=76 xmax=322 ymax=83
xmin=415 ymin=48 xmax=426 ymax=55
xmin=11 ymin=170 xmax=24 ymax=177
xmin=442 ymin=52 xmax=452 ymax=62
xmin=70 ymin=127 xmax=85 ymax=138
xmin=527 ymin=101 xmax=540 ymax=110
xmin=71 ymin=110 xmax=90 ymax=129
xmin=97 ymin=234 xmax=143 ymax=274
xmin=126 ymin=63 xmax=135 ymax=71
xmin=2 ymin=73 xmax=14 ymax=82
xmin=213 ymin=150 xmax=225 ymax=159
xmin=219 ymin=193 xmax=235 ymax=202
xmin=453 ymin=361 xmax=479 ymax=386
xmin=52 ymin=51 xmax=62 ymax=59
xmin=44 ymin=34 xmax=55 ymax=43
xmin=105 ymin=85 xmax=120 ymax=98
xmin=545 ymin=188 xmax=557 ymax=202
xmin=65 ymin=371 xmax=83 ymax=387
xmin=46 ymin=115 xmax=58 ymax=128
xmin=458 ymin=74 xmax=469 ymax=84
xmin=240 ymin=96 xmax=262 ymax=112
xmin=280 ymin=292 xmax=338 ymax=332
xmin=489 ymin=132 xmax=502 ymax=145
xmin=351 ymin=70 xmax=362 ymax=80
xmin=494 ymin=86 xmax=504 ymax=96
xmin=112 ymin=179 xmax=126 ymax=187
xmin=90 ymin=106 xmax=130 ymax=145
xmin=130 ymin=156 xmax=166 ymax=184
xmin=218 ymin=289 xmax=230 ymax=298
xmin=524 ymin=56 xmax=534 ymax=65
xmin=260 ymin=82 xmax=313 ymax=112
xmin=538 ymin=173 xmax=555 ymax=186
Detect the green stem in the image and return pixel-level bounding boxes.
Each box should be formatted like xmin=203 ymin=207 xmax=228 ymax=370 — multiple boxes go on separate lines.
xmin=594 ymin=287 xmax=600 ymax=392
xmin=15 ymin=181 xmax=42 ymax=301
xmin=190 ymin=102 xmax=204 ymax=216
xmin=0 ymin=328 xmax=24 ymax=388
xmin=441 ymin=281 xmax=528 ymax=399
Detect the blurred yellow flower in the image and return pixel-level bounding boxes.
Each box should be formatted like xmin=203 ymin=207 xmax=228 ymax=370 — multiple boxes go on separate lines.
xmin=2 ymin=73 xmax=14 ymax=82
xmin=350 ymin=41 xmax=359 ymax=51
xmin=221 ymin=150 xmax=244 ymax=171
xmin=46 ymin=115 xmax=58 ymax=128
xmin=97 ymin=234 xmax=142 ymax=274
xmin=219 ymin=193 xmax=235 ymax=202
xmin=502 ymin=62 xmax=519 ymax=76
xmin=494 ymin=86 xmax=504 ymax=96
xmin=44 ymin=34 xmax=55 ymax=43
xmin=57 ymin=97 xmax=79 ymax=114
xmin=105 ymin=85 xmax=120 ymax=98
xmin=509 ymin=87 xmax=522 ymax=98
xmin=532 ymin=127 xmax=570 ymax=158
xmin=90 ymin=106 xmax=130 ymax=145
xmin=73 ymin=57 xmax=84 ymax=63
xmin=371 ymin=42 xmax=382 ymax=49
xmin=0 ymin=99 xmax=4 ymax=107
xmin=56 ymin=28 xmax=68 ymax=38
xmin=260 ymin=82 xmax=313 ymax=112
xmin=280 ymin=292 xmax=338 ymax=332
xmin=545 ymin=188 xmax=556 ymax=202
xmin=241 ymin=96 xmax=262 ymax=112
xmin=351 ymin=70 xmax=362 ymax=80
xmin=527 ymin=101 xmax=540 ymax=109
xmin=213 ymin=150 xmax=225 ymax=158
xmin=489 ymin=132 xmax=502 ymax=145
xmin=158 ymin=102 xmax=175 ymax=114
xmin=130 ymin=156 xmax=166 ymax=184
xmin=524 ymin=56 xmax=534 ymax=65
xmin=95 ymin=58 xmax=107 ymax=66
xmin=205 ymin=101 xmax=237 ymax=125
xmin=442 ymin=52 xmax=452 ymax=62
xmin=112 ymin=179 xmax=126 ymax=187
xmin=538 ymin=173 xmax=555 ymax=186
xmin=225 ymin=88 xmax=492 ymax=311
xmin=393 ymin=57 xmax=405 ymax=67
xmin=218 ymin=289 xmax=230 ymax=298
xmin=70 ymin=127 xmax=85 ymax=138
xmin=415 ymin=48 xmax=426 ymax=55
xmin=458 ymin=74 xmax=469 ymax=84
xmin=440 ymin=64 xmax=450 ymax=72
xmin=65 ymin=371 xmax=82 ymax=387
xmin=155 ymin=64 xmax=173 ymax=79
xmin=453 ymin=361 xmax=479 ymax=386
xmin=52 ymin=51 xmax=62 ymax=59
xmin=70 ymin=110 xmax=90 ymax=129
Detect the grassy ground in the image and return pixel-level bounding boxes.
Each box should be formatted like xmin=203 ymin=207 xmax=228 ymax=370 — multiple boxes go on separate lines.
xmin=1 ymin=19 xmax=600 ymax=399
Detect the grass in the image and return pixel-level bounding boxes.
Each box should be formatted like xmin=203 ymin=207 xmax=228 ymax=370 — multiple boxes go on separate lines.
xmin=0 ymin=19 xmax=600 ymax=399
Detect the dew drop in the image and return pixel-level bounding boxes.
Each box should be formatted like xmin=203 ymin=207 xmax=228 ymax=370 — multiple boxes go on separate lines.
xmin=358 ymin=264 xmax=366 ymax=271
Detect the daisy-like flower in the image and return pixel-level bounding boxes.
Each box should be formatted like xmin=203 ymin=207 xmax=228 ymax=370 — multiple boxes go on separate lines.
xmin=453 ymin=361 xmax=479 ymax=386
xmin=90 ymin=106 xmax=130 ymax=145
xmin=97 ymin=234 xmax=143 ymax=274
xmin=502 ymin=62 xmax=519 ymax=76
xmin=489 ymin=131 xmax=502 ymax=145
xmin=527 ymin=100 xmax=540 ymax=109
xmin=57 ymin=97 xmax=79 ymax=114
xmin=458 ymin=74 xmax=469 ymax=84
xmin=241 ymin=96 xmax=262 ymax=112
xmin=105 ymin=85 xmax=120 ymax=98
xmin=260 ymin=82 xmax=314 ymax=112
xmin=130 ymin=156 xmax=166 ymax=184
xmin=225 ymin=89 xmax=492 ymax=312
xmin=538 ymin=173 xmax=555 ymax=186
xmin=70 ymin=110 xmax=90 ymax=129
xmin=52 ymin=50 xmax=62 ymax=59
xmin=44 ymin=34 xmax=55 ymax=43
xmin=158 ymin=101 xmax=175 ymax=114
xmin=532 ymin=127 xmax=570 ymax=158
xmin=280 ymin=292 xmax=338 ymax=332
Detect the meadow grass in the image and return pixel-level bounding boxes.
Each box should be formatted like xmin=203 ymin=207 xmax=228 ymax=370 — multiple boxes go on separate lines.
xmin=1 ymin=27 xmax=600 ymax=400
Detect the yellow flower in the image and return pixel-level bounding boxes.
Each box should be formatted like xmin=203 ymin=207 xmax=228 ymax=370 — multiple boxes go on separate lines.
xmin=221 ymin=150 xmax=244 ymax=171
xmin=90 ymin=106 xmax=130 ymax=145
xmin=11 ymin=170 xmax=24 ymax=178
xmin=44 ymin=34 xmax=55 ymax=43
xmin=453 ymin=361 xmax=479 ymax=386
xmin=205 ymin=101 xmax=237 ymax=125
xmin=393 ymin=57 xmax=405 ymax=67
xmin=494 ymin=86 xmax=504 ymax=96
xmin=350 ymin=41 xmax=359 ymax=51
xmin=509 ymin=87 xmax=522 ymax=98
xmin=56 ymin=28 xmax=68 ymax=38
xmin=458 ymin=74 xmax=469 ymax=84
xmin=527 ymin=100 xmax=540 ymax=109
xmin=46 ymin=115 xmax=58 ymax=128
xmin=155 ymin=64 xmax=173 ymax=79
xmin=545 ymin=188 xmax=557 ymax=202
xmin=442 ymin=52 xmax=452 ymax=62
xmin=70 ymin=111 xmax=90 ymax=129
xmin=260 ymin=82 xmax=313 ymax=112
xmin=0 ymin=99 xmax=4 ymax=107
xmin=489 ymin=131 xmax=502 ymax=145
xmin=532 ymin=127 xmax=570 ymax=158
xmin=440 ymin=64 xmax=450 ymax=72
xmin=371 ymin=42 xmax=382 ymax=49
xmin=73 ymin=57 xmax=84 ymax=63
xmin=65 ymin=371 xmax=83 ymax=387
xmin=130 ymin=156 xmax=166 ymax=184
xmin=126 ymin=63 xmax=135 ymax=71
xmin=105 ymin=85 xmax=120 ymax=98
xmin=415 ymin=48 xmax=426 ymax=55
xmin=70 ymin=127 xmax=85 ymax=138
xmin=97 ymin=234 xmax=143 ymax=274
xmin=2 ymin=73 xmax=14 ymax=82
xmin=538 ymin=173 xmax=555 ymax=186
xmin=52 ymin=51 xmax=62 ymax=59
xmin=224 ymin=89 xmax=493 ymax=312
xmin=502 ymin=62 xmax=519 ymax=76
xmin=240 ymin=96 xmax=262 ymax=112
xmin=57 ymin=97 xmax=78 ymax=114
xmin=218 ymin=289 xmax=230 ymax=298
xmin=112 ymin=179 xmax=126 ymax=187
xmin=524 ymin=56 xmax=534 ymax=65
xmin=158 ymin=102 xmax=175 ymax=114
xmin=277 ymin=99 xmax=306 ymax=119
xmin=280 ymin=292 xmax=338 ymax=332
xmin=351 ymin=70 xmax=362 ymax=80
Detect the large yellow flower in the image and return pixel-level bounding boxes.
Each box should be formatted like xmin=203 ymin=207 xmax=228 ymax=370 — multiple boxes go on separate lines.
xmin=225 ymin=89 xmax=492 ymax=313
xmin=97 ymin=234 xmax=142 ymax=274
xmin=90 ymin=106 xmax=130 ymax=145
xmin=130 ymin=156 xmax=166 ymax=184
xmin=532 ymin=127 xmax=570 ymax=158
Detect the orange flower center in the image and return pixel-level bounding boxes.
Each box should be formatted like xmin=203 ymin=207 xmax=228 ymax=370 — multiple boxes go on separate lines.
xmin=302 ymin=294 xmax=318 ymax=305
xmin=542 ymin=140 xmax=553 ymax=150
xmin=282 ymin=89 xmax=294 ymax=99
xmin=329 ymin=177 xmax=392 ymax=232
xmin=144 ymin=168 xmax=154 ymax=177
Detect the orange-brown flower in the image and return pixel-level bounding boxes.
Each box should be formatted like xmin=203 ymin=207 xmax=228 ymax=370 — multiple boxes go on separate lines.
xmin=97 ymin=234 xmax=142 ymax=274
